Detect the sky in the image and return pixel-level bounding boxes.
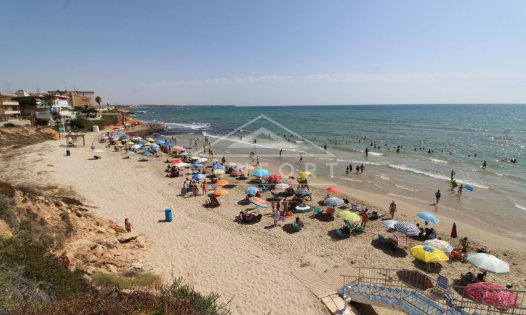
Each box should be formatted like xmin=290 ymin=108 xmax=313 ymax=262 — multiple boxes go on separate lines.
xmin=1 ymin=0 xmax=526 ymax=105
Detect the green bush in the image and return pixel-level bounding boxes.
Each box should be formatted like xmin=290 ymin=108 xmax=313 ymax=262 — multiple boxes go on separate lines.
xmin=92 ymin=271 xmax=161 ymax=289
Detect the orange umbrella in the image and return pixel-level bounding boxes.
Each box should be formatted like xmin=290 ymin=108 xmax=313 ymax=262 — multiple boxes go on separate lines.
xmin=326 ymin=186 xmax=342 ymax=194
xmin=171 ymin=159 xmax=183 ymax=164
xmin=213 ymin=189 xmax=229 ymax=196
xmin=215 ymin=179 xmax=229 ymax=186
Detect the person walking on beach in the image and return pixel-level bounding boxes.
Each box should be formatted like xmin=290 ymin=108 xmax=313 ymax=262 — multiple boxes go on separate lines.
xmin=482 ymin=160 xmax=487 ymax=169
xmin=360 ymin=208 xmax=369 ymax=229
xmin=450 ymin=170 xmax=456 ymax=181
xmin=365 ymin=148 xmax=369 ymax=158
xmin=458 ymin=184 xmax=463 ymax=196
xmin=124 ymin=218 xmax=133 ymax=232
xmin=299 ymin=153 xmax=303 ymax=163
xmin=279 ymin=149 xmax=283 ymax=158
xmin=201 ymin=181 xmax=207 ymax=196
xmin=273 ymin=208 xmax=280 ymax=227
xmin=435 ymin=190 xmax=441 ymax=205
xmin=360 ymin=164 xmax=364 ymax=173
xmin=389 ymin=201 xmax=397 ymax=218
xmin=345 ymin=166 xmax=349 ymax=174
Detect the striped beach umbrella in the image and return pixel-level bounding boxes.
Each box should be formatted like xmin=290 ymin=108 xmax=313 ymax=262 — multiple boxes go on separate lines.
xmin=393 ymin=221 xmax=421 ymax=236
xmin=249 ymin=197 xmax=269 ymax=208
xmin=383 ymin=219 xmax=398 ymax=229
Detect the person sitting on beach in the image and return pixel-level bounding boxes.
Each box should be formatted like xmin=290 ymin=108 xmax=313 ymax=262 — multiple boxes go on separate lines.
xmin=295 ymin=217 xmax=304 ymax=228
xmin=460 ymin=237 xmax=470 ymax=253
xmin=369 ymin=211 xmax=385 ymax=221
xmin=326 ymin=207 xmax=335 ymax=218
xmin=477 ymin=271 xmax=487 ymax=282
xmin=124 ymin=218 xmax=133 ymax=232
xmin=461 ymin=271 xmax=477 ymax=284
xmin=426 ymin=228 xmax=437 ymax=240
xmin=416 ymin=224 xmax=425 ymax=239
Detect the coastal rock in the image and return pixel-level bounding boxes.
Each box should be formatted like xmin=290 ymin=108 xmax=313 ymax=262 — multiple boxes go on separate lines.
xmin=95 ymin=226 xmax=107 ymax=234
xmin=132 ymin=262 xmax=143 ymax=270
xmin=82 ymin=274 xmax=92 ymax=283
xmin=86 ymin=254 xmax=98 ymax=263
xmin=106 ymin=264 xmax=119 ymax=273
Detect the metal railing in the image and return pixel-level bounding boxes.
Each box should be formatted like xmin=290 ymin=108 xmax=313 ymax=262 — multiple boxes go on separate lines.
xmin=341 ymin=267 xmax=526 ymax=315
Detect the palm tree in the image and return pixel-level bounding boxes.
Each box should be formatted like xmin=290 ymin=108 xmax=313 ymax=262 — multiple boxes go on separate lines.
xmin=95 ymin=96 xmax=102 ymax=107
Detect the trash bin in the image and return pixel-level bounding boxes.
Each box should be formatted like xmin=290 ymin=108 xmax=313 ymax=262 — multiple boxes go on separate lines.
xmin=165 ymin=208 xmax=173 ymax=222
xmin=66 ymin=150 xmax=71 ymax=156
xmin=92 ymin=125 xmax=100 ymax=132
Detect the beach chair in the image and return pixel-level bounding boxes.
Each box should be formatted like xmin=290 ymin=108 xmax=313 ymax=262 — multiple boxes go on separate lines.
xmin=335 ymin=228 xmax=350 ymax=239
xmin=313 ymin=207 xmax=320 ymax=215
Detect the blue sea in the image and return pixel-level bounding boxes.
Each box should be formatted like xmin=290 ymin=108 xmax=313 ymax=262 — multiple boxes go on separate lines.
xmin=133 ymin=104 xmax=526 ymax=238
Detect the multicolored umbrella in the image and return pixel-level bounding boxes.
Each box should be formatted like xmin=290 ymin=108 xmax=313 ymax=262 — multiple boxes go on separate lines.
xmin=338 ymin=211 xmax=361 ymax=222
xmin=249 ymin=197 xmax=269 ymax=208
xmin=324 ymin=197 xmax=344 ymax=207
xmin=466 ymin=282 xmax=518 ymax=309
xmin=410 ymin=245 xmax=449 ymax=263
xmin=326 ymin=186 xmax=342 ymax=194
xmin=423 ymin=239 xmax=453 ymax=255
xmin=467 ymin=253 xmax=510 ymax=273
xmin=393 ymin=221 xmax=421 ymax=236
xmin=417 ymin=212 xmax=440 ymax=224
xmin=245 ymin=187 xmax=259 ymax=195
xmin=213 ymin=189 xmax=229 ymax=196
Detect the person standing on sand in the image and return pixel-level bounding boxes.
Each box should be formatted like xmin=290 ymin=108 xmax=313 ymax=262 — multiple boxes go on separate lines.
xmin=256 ymin=155 xmax=260 ymax=166
xmin=482 ymin=160 xmax=487 ymax=169
xmin=124 ymin=218 xmax=133 ymax=232
xmin=458 ymin=184 xmax=463 ymax=196
xmin=389 ymin=201 xmax=397 ymax=218
xmin=201 ymin=181 xmax=207 ymax=195
xmin=279 ymin=149 xmax=283 ymax=158
xmin=365 ymin=148 xmax=369 ymax=158
xmin=299 ymin=152 xmax=303 ymax=163
xmin=273 ymin=208 xmax=280 ymax=227
xmin=451 ymin=170 xmax=456 ymax=181
xmin=360 ymin=208 xmax=369 ymax=229
xmin=435 ymin=190 xmax=441 ymax=205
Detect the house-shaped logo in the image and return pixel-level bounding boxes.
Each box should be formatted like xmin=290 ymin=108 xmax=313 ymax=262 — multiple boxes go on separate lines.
xmin=199 ymin=115 xmax=335 ymax=159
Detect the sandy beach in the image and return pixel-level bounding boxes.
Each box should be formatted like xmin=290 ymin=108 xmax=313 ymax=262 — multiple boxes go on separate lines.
xmin=1 ymin=131 xmax=525 ymax=315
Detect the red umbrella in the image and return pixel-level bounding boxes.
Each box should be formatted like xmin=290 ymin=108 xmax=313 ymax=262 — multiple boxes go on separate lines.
xmin=466 ymin=282 xmax=518 ymax=309
xmin=230 ymin=170 xmax=244 ymax=177
xmin=326 ymin=186 xmax=342 ymax=194
xmin=268 ymin=174 xmax=282 ymax=183
xmin=451 ymin=222 xmax=457 ymax=238
xmin=171 ymin=159 xmax=183 ymax=164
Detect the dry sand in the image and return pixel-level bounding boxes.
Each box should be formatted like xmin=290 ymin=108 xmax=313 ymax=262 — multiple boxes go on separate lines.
xmin=1 ymin=132 xmax=525 ymax=315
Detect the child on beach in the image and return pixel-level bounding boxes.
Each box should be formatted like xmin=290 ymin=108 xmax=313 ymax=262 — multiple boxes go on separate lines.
xmin=389 ymin=201 xmax=397 ymax=218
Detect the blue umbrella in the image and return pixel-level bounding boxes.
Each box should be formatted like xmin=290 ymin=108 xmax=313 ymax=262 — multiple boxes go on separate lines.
xmin=151 ymin=145 xmax=160 ymax=150
xmin=245 ymin=187 xmax=259 ymax=195
xmin=464 ymin=184 xmax=474 ymax=191
xmin=252 ymin=169 xmax=270 ymax=177
xmin=192 ymin=174 xmax=205 ymax=180
xmin=142 ymin=151 xmax=153 ymax=157
xmin=213 ymin=164 xmax=225 ymax=170
xmin=192 ymin=163 xmax=203 ymax=168
xmin=417 ymin=212 xmax=440 ymax=224
xmin=156 ymin=140 xmax=165 ymax=145
xmin=324 ymin=197 xmax=344 ymax=207
xmin=165 ymin=142 xmax=174 ymax=147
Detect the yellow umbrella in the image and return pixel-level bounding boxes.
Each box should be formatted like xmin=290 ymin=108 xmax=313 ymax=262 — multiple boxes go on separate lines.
xmin=299 ymin=171 xmax=311 ymax=178
xmin=410 ymin=245 xmax=449 ymax=263
xmin=337 ymin=211 xmax=361 ymax=222
xmin=215 ymin=179 xmax=229 ymax=186
xmin=190 ymin=156 xmax=200 ymax=160
xmin=213 ymin=169 xmax=225 ymax=175
xmin=213 ymin=189 xmax=229 ymax=196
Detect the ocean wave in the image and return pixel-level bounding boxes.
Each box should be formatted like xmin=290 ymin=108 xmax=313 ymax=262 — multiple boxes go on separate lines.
xmin=379 ymin=174 xmax=390 ymax=181
xmin=368 ymin=152 xmax=383 ymax=156
xmin=430 ymin=158 xmax=448 ymax=164
xmin=164 ymin=122 xmax=211 ymax=130
xmin=340 ymin=177 xmax=364 ymax=182
xmin=395 ymin=184 xmax=419 ymax=192
xmin=349 ymin=160 xmax=383 ymax=166
xmin=387 ymin=193 xmax=418 ymax=200
xmin=388 ymin=164 xmax=489 ymax=189
xmin=515 ymin=204 xmax=526 ymax=211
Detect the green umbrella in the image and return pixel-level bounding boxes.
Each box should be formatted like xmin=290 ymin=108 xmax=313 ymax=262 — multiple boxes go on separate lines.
xmin=180 ymin=152 xmax=189 ymax=156
xmin=338 ymin=211 xmax=361 ymax=222
xmin=126 ymin=141 xmax=135 ymax=145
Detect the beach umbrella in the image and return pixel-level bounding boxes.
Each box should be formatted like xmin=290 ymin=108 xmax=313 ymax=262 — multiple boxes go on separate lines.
xmin=324 ymin=197 xmax=344 ymax=207
xmin=190 ymin=156 xmax=200 ymax=160
xmin=180 ymin=152 xmax=189 ymax=156
xmin=245 ymin=187 xmax=259 ymax=195
xmin=165 ymin=142 xmax=174 ymax=147
xmin=173 ymin=162 xmax=190 ymax=168
xmin=467 ymin=253 xmax=510 ymax=273
xmin=338 ymin=211 xmax=361 ymax=222
xmin=142 ymin=151 xmax=153 ymax=157
xmin=230 ymin=170 xmax=244 ymax=177
xmin=299 ymin=171 xmax=311 ymax=178
xmin=151 ymin=145 xmax=160 ymax=150
xmin=141 ymin=143 xmax=151 ymax=147
xmin=252 ymin=169 xmax=270 ymax=177
xmin=410 ymin=245 xmax=449 ymax=263
xmin=197 ymin=158 xmax=208 ymax=163
xmin=126 ymin=141 xmax=135 ymax=145
xmin=213 ymin=189 xmax=229 ymax=196
xmin=93 ymin=149 xmax=104 ymax=153
xmin=465 ymin=282 xmax=518 ymax=309
xmin=274 ymin=183 xmax=290 ymax=190
xmin=249 ymin=197 xmax=269 ymax=208
xmin=237 ymin=164 xmax=255 ymax=172
xmin=156 ymin=140 xmax=165 ymax=145
xmin=393 ymin=221 xmax=421 ymax=236
xmin=115 ymin=144 xmax=124 ymax=147
xmin=213 ymin=164 xmax=225 ymax=169
xmin=268 ymin=174 xmax=282 ymax=182
xmin=192 ymin=174 xmax=205 ymax=181
xmin=326 ymin=186 xmax=342 ymax=194
xmin=175 ymin=146 xmax=186 ymax=151
xmin=296 ymin=188 xmax=312 ymax=196
xmin=213 ymin=169 xmax=225 ymax=175
xmin=132 ymin=144 xmax=142 ymax=149
xmin=226 ymin=162 xmax=237 ymax=167
xmin=210 ymin=159 xmax=219 ymax=164
xmin=192 ymin=163 xmax=203 ymax=168
xmin=215 ymin=179 xmax=229 ymax=186
xmin=417 ymin=212 xmax=440 ymax=224
xmin=383 ymin=219 xmax=398 ymax=230
xmin=423 ymin=239 xmax=453 ymax=255
xmin=146 ymin=137 xmax=155 ymax=142
xmin=127 ymin=151 xmax=135 ymax=156
xmin=171 ymin=159 xmax=183 ymax=164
